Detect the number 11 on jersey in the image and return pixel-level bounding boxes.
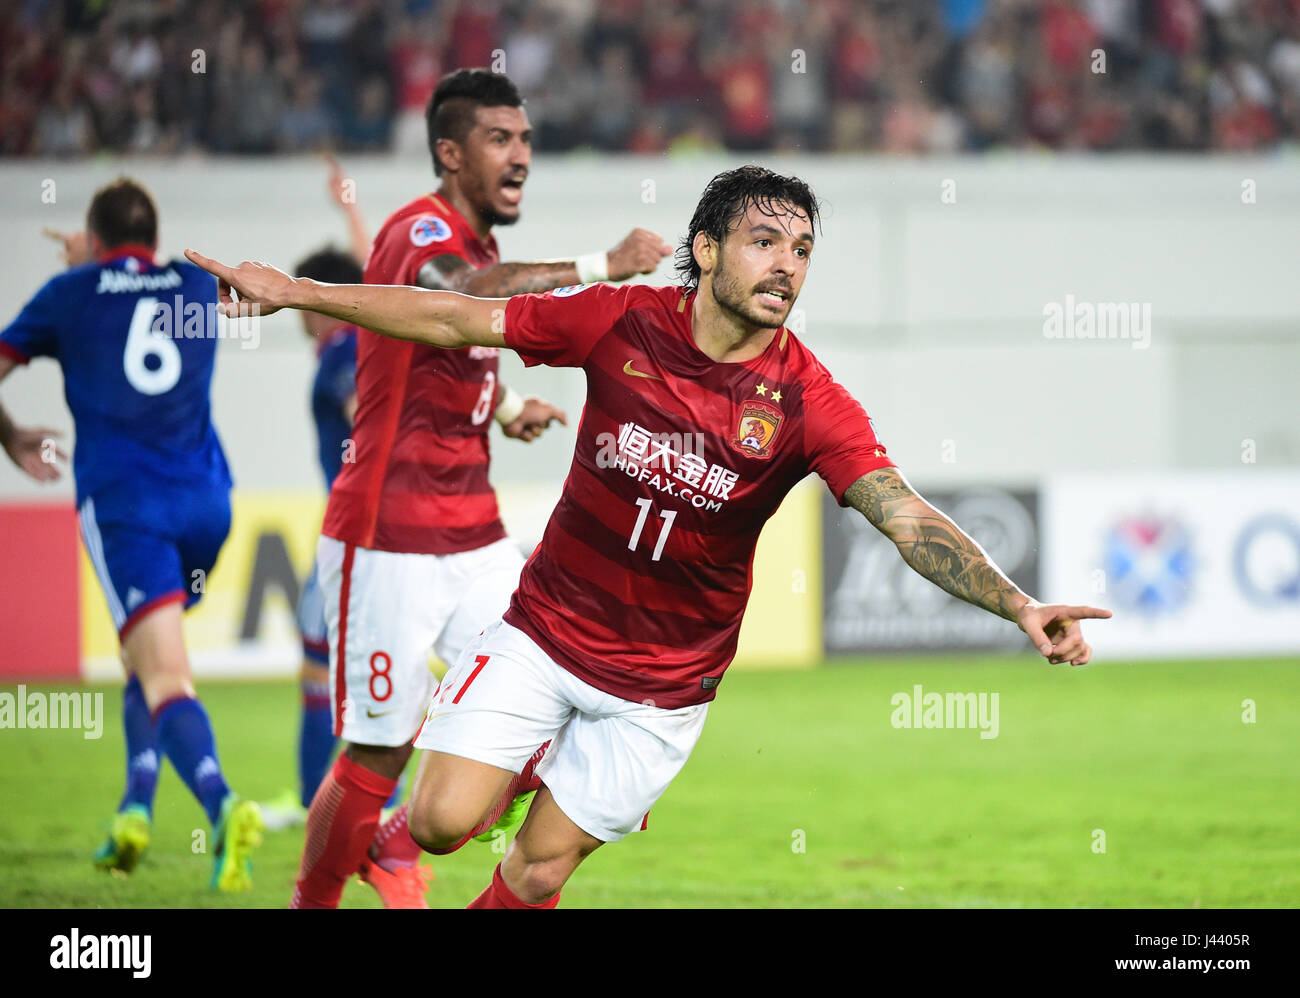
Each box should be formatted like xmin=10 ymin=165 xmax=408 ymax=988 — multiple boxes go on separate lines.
xmin=628 ymin=497 xmax=677 ymax=561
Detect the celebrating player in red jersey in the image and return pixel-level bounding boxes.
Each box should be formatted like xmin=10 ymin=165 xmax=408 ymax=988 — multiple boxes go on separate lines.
xmin=278 ymin=69 xmax=671 ymax=909
xmin=187 ymin=165 xmax=1111 ymax=909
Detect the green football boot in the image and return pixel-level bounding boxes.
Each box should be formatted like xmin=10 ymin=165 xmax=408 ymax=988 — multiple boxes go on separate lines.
xmin=93 ymin=805 xmax=151 ymax=874
xmin=210 ymin=795 xmax=265 ymax=892
xmin=473 ymin=790 xmax=535 ymax=843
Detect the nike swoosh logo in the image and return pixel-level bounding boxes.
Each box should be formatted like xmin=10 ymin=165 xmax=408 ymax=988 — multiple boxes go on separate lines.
xmin=365 ymin=709 xmax=394 ymax=718
xmin=623 ymin=359 xmax=663 ymax=381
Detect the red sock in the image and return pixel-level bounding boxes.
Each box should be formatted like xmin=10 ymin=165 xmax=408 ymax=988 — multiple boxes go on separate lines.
xmin=369 ymin=803 xmax=423 ymax=872
xmin=291 ymin=754 xmax=396 ymax=909
xmin=467 ymin=863 xmax=560 ymax=909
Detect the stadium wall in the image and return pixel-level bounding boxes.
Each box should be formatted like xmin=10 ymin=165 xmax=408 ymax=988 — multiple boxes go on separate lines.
xmin=0 ymin=156 xmax=1295 ymax=676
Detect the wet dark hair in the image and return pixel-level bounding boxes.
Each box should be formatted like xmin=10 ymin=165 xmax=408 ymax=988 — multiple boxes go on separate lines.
xmin=675 ymin=166 xmax=821 ymax=289
xmin=426 ymin=68 xmax=524 ymax=176
xmin=294 ymin=246 xmax=363 ymax=285
xmin=86 ymin=177 xmax=158 ymax=249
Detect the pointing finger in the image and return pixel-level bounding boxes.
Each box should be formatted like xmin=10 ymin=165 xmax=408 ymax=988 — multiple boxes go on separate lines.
xmin=1067 ymin=605 xmax=1112 ymax=619
xmin=185 ymin=248 xmax=234 ymax=281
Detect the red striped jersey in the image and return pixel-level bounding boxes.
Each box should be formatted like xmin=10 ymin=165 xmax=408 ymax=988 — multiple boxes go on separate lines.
xmin=501 ymin=282 xmax=896 ymax=708
xmin=323 ymin=194 xmax=507 ymax=554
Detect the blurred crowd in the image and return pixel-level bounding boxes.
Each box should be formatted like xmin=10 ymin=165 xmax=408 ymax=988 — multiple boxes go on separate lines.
xmin=3 ymin=0 xmax=1298 ymax=157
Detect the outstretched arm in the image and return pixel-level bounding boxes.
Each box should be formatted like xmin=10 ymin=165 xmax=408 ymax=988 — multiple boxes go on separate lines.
xmin=843 ymin=467 xmax=1111 ymax=665
xmin=184 ymin=248 xmax=573 ymax=443
xmin=184 ymin=249 xmax=506 ymax=350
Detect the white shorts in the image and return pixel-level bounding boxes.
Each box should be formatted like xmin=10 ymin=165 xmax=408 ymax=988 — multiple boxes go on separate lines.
xmin=317 ymin=535 xmax=525 ymax=747
xmin=413 ymin=619 xmax=710 ymax=842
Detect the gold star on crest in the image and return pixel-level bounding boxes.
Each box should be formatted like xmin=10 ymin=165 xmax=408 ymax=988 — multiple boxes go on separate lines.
xmin=755 ymin=383 xmax=768 ymax=396
xmin=771 ymin=389 xmax=783 ymax=403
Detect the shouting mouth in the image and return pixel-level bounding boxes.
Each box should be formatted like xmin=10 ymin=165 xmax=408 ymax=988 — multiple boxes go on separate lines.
xmin=499 ymin=176 xmax=526 ymax=205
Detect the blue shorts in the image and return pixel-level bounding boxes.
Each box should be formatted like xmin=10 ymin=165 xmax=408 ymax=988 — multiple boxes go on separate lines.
xmin=297 ymin=558 xmax=329 ymax=665
xmin=77 ymin=485 xmax=231 ymax=641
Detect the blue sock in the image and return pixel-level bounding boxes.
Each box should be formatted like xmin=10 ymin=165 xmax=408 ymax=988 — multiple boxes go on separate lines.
xmin=299 ymin=678 xmax=335 ymax=809
xmin=118 ymin=675 xmax=160 ymax=815
xmin=154 ymin=697 xmax=231 ymax=826
xmin=386 ymin=771 xmax=405 ymax=810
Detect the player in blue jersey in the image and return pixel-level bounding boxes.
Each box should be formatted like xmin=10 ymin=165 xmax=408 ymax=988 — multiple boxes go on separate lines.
xmin=0 ymin=178 xmax=264 ymax=891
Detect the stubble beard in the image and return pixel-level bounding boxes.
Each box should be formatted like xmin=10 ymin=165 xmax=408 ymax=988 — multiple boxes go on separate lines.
xmin=711 ymin=256 xmax=786 ymax=330
xmin=469 ymin=172 xmax=522 ymax=230
xmin=482 ymin=206 xmax=520 ymax=229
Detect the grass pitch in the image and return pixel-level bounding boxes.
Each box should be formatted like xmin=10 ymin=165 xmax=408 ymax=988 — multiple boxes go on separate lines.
xmin=1 ymin=654 xmax=1295 ymax=908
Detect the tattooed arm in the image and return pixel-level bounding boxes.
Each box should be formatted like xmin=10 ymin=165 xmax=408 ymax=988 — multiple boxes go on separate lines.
xmin=414 ymin=227 xmax=672 ymax=297
xmin=843 ymin=467 xmax=1112 ymax=665
xmin=843 ymin=467 xmax=1027 ymax=622
xmin=417 ymin=255 xmax=580 ymax=296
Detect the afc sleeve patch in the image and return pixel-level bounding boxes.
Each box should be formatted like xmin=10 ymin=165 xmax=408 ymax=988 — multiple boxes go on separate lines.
xmin=409 ymin=214 xmax=453 ymax=247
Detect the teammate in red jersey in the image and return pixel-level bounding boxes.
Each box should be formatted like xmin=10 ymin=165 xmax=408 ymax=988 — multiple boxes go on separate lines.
xmin=187 ymin=165 xmax=1111 ymax=910
xmin=276 ymin=69 xmax=671 ymax=909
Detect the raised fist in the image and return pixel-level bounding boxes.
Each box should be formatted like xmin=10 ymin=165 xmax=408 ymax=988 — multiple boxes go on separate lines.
xmin=605 ymin=228 xmax=673 ymax=282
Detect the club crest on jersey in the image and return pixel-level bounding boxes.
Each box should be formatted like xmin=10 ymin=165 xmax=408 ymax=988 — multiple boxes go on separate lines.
xmin=410 ymin=215 xmax=452 ymax=247
xmin=730 ymin=399 xmax=783 ymax=459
